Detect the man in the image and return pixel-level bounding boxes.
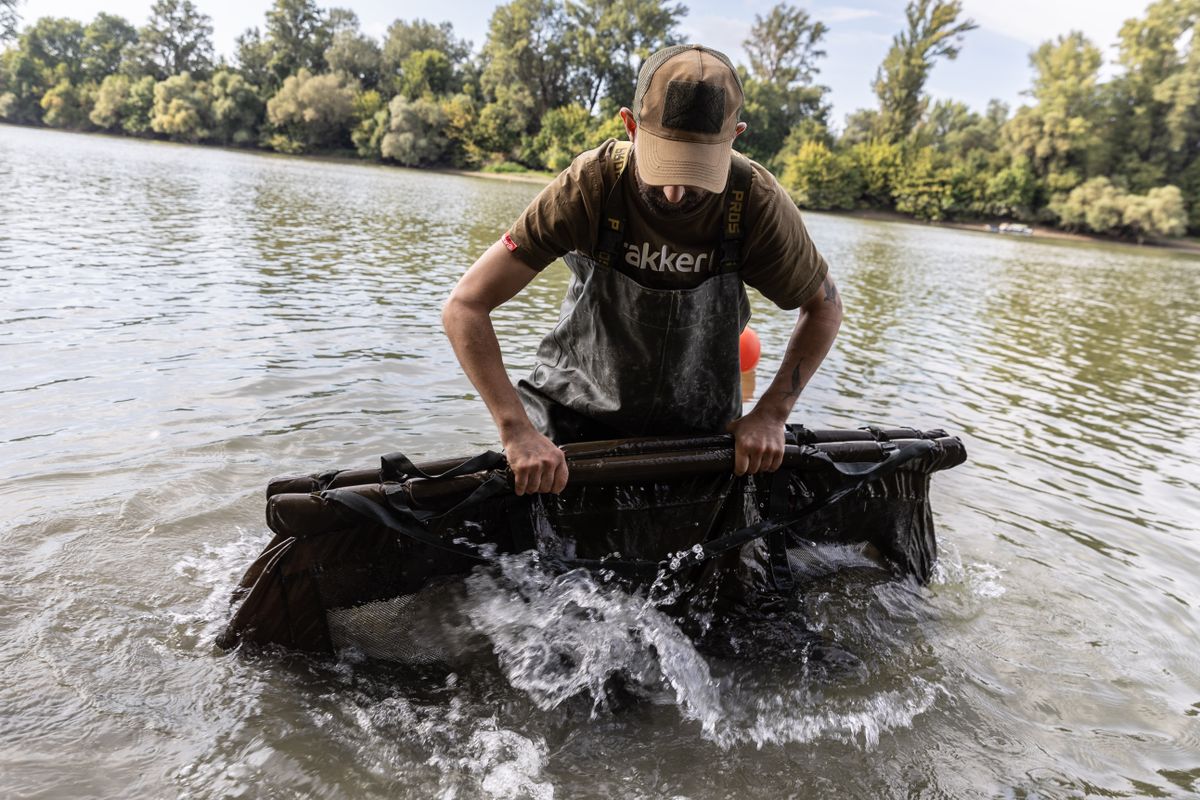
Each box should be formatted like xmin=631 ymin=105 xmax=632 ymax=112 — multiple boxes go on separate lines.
xmin=444 ymin=44 xmax=842 ymax=496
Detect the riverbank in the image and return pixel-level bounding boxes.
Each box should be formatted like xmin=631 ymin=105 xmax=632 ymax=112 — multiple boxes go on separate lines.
xmin=5 ymin=121 xmax=1196 ymax=253
xmin=824 ymin=207 xmax=1200 ymax=254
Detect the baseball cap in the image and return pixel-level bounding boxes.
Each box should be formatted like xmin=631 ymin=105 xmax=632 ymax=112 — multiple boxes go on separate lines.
xmin=631 ymin=44 xmax=745 ymax=194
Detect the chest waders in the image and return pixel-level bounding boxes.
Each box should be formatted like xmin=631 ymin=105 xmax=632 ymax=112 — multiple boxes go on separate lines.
xmin=517 ymin=143 xmax=754 ymax=445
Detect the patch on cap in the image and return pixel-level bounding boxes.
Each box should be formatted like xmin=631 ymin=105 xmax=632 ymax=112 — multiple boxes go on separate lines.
xmin=662 ymin=80 xmax=726 ymax=134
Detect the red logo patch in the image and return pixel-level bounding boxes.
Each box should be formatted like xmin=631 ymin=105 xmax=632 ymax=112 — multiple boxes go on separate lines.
xmin=502 ymin=232 xmax=518 ymax=252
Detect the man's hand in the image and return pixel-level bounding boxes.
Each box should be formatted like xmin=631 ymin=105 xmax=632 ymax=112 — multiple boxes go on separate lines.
xmin=726 ymin=410 xmax=786 ymax=475
xmin=502 ymin=424 xmax=569 ymax=495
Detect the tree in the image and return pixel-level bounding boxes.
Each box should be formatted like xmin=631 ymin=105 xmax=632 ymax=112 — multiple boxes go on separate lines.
xmin=779 ymin=138 xmax=861 ymax=210
xmin=325 ymin=29 xmax=382 ymax=88
xmin=1104 ymin=0 xmax=1200 ymax=194
xmin=137 ymin=0 xmax=213 ymax=79
xmin=397 ymin=49 xmax=454 ymax=99
xmin=1005 ymin=32 xmax=1103 ymax=196
xmin=40 ymin=79 xmax=92 ymax=129
xmin=264 ymin=0 xmax=330 ymax=86
xmin=234 ymin=28 xmax=272 ymax=90
xmin=382 ymin=18 xmax=469 ymax=77
xmin=151 ymin=72 xmax=211 ymax=141
xmin=90 ymin=73 xmax=130 ymax=128
xmin=872 ymin=0 xmax=976 ymax=142
xmin=123 ymin=74 xmax=156 ymax=133
xmin=81 ymin=13 xmax=137 ymax=83
xmin=266 ymin=68 xmax=356 ymax=151
xmin=745 ymin=3 xmax=826 ymax=87
xmin=564 ymin=0 xmax=686 ymax=113
xmin=350 ymin=88 xmax=387 ymax=158
xmin=381 ymin=94 xmax=448 ymax=165
xmin=209 ymin=69 xmax=262 ymax=144
xmin=1 ymin=0 xmax=19 ymax=43
xmin=480 ymin=0 xmax=572 ymax=123
xmin=22 ymin=16 xmax=86 ymax=84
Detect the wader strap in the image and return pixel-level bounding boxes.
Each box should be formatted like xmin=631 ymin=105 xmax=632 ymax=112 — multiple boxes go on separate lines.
xmin=719 ymin=156 xmax=753 ymax=268
xmin=765 ymin=469 xmax=795 ymax=593
xmin=380 ymin=450 xmax=506 ymax=483
xmin=596 ymin=141 xmax=632 ymax=265
xmin=321 ymin=472 xmax=512 ymax=562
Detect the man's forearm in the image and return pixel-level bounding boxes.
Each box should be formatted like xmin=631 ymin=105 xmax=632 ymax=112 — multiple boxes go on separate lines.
xmin=442 ymin=298 xmax=535 ymax=437
xmin=753 ymin=274 xmax=843 ymax=423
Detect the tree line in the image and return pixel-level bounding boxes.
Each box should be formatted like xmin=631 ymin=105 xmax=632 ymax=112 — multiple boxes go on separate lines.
xmin=0 ymin=0 xmax=1194 ymax=241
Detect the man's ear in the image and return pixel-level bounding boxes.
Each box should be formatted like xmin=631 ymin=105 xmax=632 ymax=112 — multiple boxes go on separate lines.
xmin=734 ymin=121 xmax=748 ymax=139
xmin=618 ymin=107 xmax=637 ymax=142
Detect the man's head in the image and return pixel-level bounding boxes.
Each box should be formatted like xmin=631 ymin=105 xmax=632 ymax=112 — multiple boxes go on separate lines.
xmin=620 ymin=44 xmax=747 ymax=203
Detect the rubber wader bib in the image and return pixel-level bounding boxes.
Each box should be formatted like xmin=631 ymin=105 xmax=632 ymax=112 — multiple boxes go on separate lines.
xmin=518 ymin=143 xmax=753 ymax=444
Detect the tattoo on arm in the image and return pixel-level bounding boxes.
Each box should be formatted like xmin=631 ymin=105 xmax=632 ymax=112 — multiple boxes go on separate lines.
xmin=774 ymin=359 xmax=806 ymax=402
xmin=822 ymin=276 xmax=842 ymax=310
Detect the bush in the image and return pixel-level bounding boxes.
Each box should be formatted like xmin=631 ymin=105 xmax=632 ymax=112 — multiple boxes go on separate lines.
xmin=779 ymin=139 xmax=861 ymax=210
xmin=266 ymin=69 xmax=357 ymax=152
xmin=151 ymin=72 xmax=211 ymax=142
xmin=380 ymin=95 xmax=447 ymax=166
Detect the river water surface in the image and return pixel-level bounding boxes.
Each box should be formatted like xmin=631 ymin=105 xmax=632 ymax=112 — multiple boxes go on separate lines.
xmin=2 ymin=124 xmax=1199 ymax=799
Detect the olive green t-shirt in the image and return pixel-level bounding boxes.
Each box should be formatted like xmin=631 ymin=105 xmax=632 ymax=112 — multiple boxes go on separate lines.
xmin=504 ymin=139 xmax=828 ymax=309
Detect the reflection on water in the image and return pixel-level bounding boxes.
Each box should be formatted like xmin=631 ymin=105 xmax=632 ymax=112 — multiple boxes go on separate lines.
xmin=2 ymin=124 xmax=1199 ymax=799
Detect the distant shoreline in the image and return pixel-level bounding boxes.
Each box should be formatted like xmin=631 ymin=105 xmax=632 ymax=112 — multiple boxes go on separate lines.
xmin=4 ymin=121 xmax=1197 ymax=254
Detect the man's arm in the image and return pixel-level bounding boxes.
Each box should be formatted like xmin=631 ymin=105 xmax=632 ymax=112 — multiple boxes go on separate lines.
xmin=442 ymin=240 xmax=569 ymax=496
xmin=726 ymin=272 xmax=843 ymax=474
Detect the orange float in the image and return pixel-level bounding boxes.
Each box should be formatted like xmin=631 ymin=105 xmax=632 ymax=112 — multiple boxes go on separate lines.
xmin=738 ymin=326 xmax=761 ymax=372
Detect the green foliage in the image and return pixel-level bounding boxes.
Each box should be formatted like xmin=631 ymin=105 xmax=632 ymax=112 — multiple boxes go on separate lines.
xmin=983 ymin=157 xmax=1037 ymax=219
xmin=1004 ymin=32 xmax=1102 ymax=194
xmin=744 ymin=3 xmax=826 ymax=87
xmin=89 ymin=72 xmax=129 ymax=129
xmin=123 ymin=75 xmax=157 ymax=134
xmin=81 ymin=13 xmax=137 ymax=83
xmin=40 ymin=79 xmax=93 ymax=129
xmin=892 ymin=146 xmax=954 ymax=220
xmin=382 ymin=18 xmax=469 ymax=76
xmin=380 ymin=94 xmax=447 ymax=165
xmin=480 ymin=0 xmax=572 ymax=123
xmin=22 ymin=17 xmax=85 ymax=85
xmin=1051 ymin=177 xmax=1188 ymax=240
xmin=325 ymin=29 xmax=381 ymax=88
xmin=1 ymin=0 xmax=19 ymax=43
xmin=151 ymin=71 xmax=210 ymax=141
xmin=521 ymin=103 xmax=621 ymax=170
xmin=846 ymin=139 xmax=903 ymax=207
xmin=872 ymin=0 xmax=977 ymax=142
xmin=209 ymin=69 xmax=262 ymax=144
xmin=234 ymin=28 xmax=272 ymax=90
xmin=266 ymin=67 xmax=356 ymax=151
xmin=135 ymin=0 xmax=213 ymax=79
xmin=779 ymin=138 xmax=860 ymax=210
xmin=350 ymin=88 xmax=387 ymax=158
xmin=398 ymin=49 xmax=454 ymax=99
xmin=264 ymin=0 xmax=330 ymax=87
xmin=563 ymin=0 xmax=685 ymax=113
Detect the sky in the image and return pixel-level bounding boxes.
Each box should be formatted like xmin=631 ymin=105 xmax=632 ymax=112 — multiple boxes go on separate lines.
xmin=24 ymin=0 xmax=1147 ymax=127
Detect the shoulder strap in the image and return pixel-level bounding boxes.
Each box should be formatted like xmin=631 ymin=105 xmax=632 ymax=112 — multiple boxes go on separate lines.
xmin=719 ymin=154 xmax=754 ymax=269
xmin=596 ymin=140 xmax=633 ymax=265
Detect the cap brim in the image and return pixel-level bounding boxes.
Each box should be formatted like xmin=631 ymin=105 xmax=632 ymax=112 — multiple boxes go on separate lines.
xmin=635 ymin=128 xmax=732 ymax=194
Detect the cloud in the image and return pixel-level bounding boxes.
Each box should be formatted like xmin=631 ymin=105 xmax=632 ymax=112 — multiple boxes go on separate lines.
xmin=822 ymin=6 xmax=882 ymax=24
xmin=959 ymin=0 xmax=1138 ymax=50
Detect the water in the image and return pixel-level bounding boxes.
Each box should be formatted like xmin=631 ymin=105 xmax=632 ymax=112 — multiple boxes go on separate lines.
xmin=2 ymin=124 xmax=1199 ymax=798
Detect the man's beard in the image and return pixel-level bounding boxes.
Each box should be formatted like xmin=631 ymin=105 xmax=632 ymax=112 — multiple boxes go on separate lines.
xmin=633 ymin=160 xmax=712 ymax=217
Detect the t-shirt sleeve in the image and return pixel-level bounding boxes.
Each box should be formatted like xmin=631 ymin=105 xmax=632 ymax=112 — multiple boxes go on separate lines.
xmin=740 ymin=168 xmax=829 ymax=310
xmin=503 ymin=146 xmax=606 ymax=271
